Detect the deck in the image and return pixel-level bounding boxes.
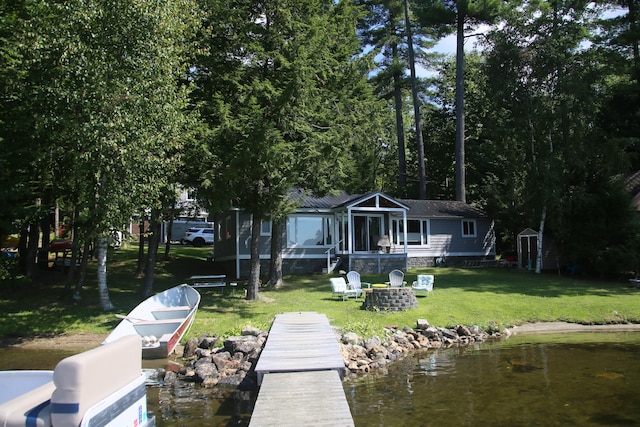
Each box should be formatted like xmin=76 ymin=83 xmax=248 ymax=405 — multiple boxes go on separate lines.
xmin=250 ymin=312 xmax=353 ymax=426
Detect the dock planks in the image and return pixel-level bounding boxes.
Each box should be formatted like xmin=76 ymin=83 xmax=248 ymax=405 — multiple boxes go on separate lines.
xmin=250 ymin=312 xmax=354 ymax=426
xmin=249 ymin=371 xmax=355 ymax=427
xmin=254 ymin=312 xmax=345 ymax=385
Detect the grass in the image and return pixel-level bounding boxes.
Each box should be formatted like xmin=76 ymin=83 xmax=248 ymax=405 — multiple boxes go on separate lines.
xmin=1 ymin=244 xmax=639 ymax=342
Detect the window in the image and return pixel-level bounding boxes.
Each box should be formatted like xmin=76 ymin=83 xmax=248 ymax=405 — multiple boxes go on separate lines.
xmin=261 ymin=220 xmax=272 ymax=236
xmin=392 ymin=219 xmax=429 ymax=246
xmin=287 ymin=215 xmax=333 ymax=247
xmin=462 ymin=220 xmax=476 ymax=237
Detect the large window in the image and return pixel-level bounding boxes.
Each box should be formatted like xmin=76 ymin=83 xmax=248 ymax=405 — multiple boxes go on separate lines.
xmin=287 ymin=215 xmax=333 ymax=247
xmin=392 ymin=219 xmax=429 ymax=246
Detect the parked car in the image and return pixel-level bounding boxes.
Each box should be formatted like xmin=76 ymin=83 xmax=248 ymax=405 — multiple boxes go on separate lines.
xmin=182 ymin=228 xmax=215 ymax=247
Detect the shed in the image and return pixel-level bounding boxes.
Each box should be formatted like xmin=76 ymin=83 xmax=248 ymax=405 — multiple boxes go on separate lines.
xmin=517 ymin=228 xmax=538 ymax=270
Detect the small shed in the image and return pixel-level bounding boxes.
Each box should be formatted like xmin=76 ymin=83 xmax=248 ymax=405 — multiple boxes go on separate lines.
xmin=517 ymin=228 xmax=538 ymax=270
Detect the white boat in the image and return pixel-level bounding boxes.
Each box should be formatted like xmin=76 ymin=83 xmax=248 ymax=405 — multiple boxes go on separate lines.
xmin=103 ymin=284 xmax=201 ymax=359
xmin=0 ymin=335 xmax=155 ymax=427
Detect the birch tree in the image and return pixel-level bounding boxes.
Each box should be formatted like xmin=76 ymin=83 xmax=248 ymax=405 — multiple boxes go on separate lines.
xmin=12 ymin=0 xmax=197 ymax=307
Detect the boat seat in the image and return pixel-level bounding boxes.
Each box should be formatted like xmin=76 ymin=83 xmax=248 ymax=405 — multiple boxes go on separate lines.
xmin=133 ymin=319 xmax=184 ymax=337
xmin=0 ymin=378 xmax=55 ymax=427
xmin=151 ymin=306 xmax=191 ymax=320
xmin=50 ymin=334 xmax=141 ymax=426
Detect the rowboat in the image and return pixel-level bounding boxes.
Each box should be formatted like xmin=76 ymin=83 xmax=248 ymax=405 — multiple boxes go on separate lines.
xmin=0 ymin=335 xmax=155 ymax=427
xmin=103 ymin=284 xmax=201 ymax=359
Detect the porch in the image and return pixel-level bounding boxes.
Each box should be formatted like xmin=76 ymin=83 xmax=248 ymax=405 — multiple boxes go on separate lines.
xmin=340 ymin=253 xmax=407 ymax=275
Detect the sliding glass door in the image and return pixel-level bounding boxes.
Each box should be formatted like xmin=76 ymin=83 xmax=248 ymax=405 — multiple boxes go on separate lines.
xmin=353 ymin=214 xmax=382 ymax=252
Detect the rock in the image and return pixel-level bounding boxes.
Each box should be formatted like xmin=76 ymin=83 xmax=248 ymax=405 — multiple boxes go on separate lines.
xmin=456 ymin=325 xmax=472 ymax=337
xmin=198 ymin=335 xmax=219 ymax=349
xmin=218 ymin=372 xmax=247 ymax=388
xmin=194 ymin=363 xmax=218 ymax=383
xmin=224 ymin=336 xmax=261 ymax=354
xmin=439 ymin=327 xmax=459 ymax=340
xmin=182 ymin=337 xmax=198 ymax=358
xmin=416 ymin=319 xmax=430 ymax=329
xmin=241 ymin=326 xmax=263 ymax=337
xmin=163 ymin=370 xmax=178 ymax=386
xmin=364 ymin=336 xmax=382 ymax=350
xmin=201 ymin=376 xmax=219 ymax=388
xmin=342 ymin=332 xmax=360 ymax=345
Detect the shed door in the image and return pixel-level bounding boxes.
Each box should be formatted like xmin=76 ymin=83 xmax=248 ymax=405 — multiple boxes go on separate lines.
xmin=520 ymin=235 xmax=538 ymax=269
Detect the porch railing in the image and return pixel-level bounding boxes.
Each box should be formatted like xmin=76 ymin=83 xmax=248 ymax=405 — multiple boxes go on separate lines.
xmin=324 ymin=240 xmax=344 ymax=274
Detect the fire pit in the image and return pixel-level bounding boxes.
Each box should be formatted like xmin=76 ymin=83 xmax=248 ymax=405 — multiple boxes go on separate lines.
xmin=361 ymin=287 xmax=418 ymax=312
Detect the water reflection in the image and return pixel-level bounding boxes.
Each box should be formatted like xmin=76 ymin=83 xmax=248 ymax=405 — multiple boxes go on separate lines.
xmin=2 ymin=333 xmax=639 ymax=426
xmin=345 ymin=333 xmax=640 ymax=427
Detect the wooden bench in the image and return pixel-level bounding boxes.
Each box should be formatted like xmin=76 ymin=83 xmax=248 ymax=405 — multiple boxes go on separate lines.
xmin=189 ymin=275 xmax=226 ymax=294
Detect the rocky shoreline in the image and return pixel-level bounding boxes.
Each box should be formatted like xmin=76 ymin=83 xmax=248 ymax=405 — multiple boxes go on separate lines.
xmin=150 ymin=319 xmax=505 ymax=396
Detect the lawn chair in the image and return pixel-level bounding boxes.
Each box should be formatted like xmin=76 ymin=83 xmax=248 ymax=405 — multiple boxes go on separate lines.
xmin=346 ymin=271 xmax=371 ymax=295
xmin=412 ymin=274 xmax=434 ymax=296
xmin=330 ymin=277 xmax=361 ymax=300
xmin=386 ymin=269 xmax=406 ymax=287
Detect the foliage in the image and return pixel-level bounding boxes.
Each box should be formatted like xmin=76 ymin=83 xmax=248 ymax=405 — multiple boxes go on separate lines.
xmin=191 ymin=0 xmax=386 ymax=298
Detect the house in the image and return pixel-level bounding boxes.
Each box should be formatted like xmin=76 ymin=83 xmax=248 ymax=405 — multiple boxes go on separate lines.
xmin=212 ymin=190 xmax=496 ymax=278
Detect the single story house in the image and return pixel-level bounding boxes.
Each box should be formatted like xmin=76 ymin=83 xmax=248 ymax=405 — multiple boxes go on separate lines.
xmin=213 ymin=190 xmax=496 ymax=278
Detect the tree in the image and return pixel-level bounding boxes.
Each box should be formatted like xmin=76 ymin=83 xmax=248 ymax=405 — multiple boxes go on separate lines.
xmin=9 ymin=0 xmax=198 ymax=307
xmin=479 ymin=0 xmax=634 ymax=274
xmin=414 ymin=0 xmax=503 ymax=202
xmin=192 ymin=0 xmax=383 ymax=299
xmin=357 ymin=0 xmax=436 ymax=197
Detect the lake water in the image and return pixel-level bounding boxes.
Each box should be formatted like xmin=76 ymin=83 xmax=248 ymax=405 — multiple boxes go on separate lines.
xmin=2 ymin=332 xmax=639 ymax=426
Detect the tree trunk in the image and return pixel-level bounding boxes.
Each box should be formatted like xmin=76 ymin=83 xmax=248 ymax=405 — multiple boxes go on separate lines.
xmin=455 ymin=12 xmax=466 ymax=203
xmin=73 ymin=239 xmax=92 ymax=300
xmin=141 ymin=218 xmax=161 ymax=298
xmin=164 ymin=206 xmax=175 ymax=261
xmin=38 ymin=215 xmax=51 ymax=269
xmin=268 ymin=218 xmax=284 ymax=289
xmin=392 ymin=43 xmax=407 ymax=193
xmin=136 ymin=217 xmax=145 ymax=277
xmin=65 ymin=212 xmax=80 ymax=291
xmin=246 ymin=215 xmax=262 ymax=300
xmin=96 ymin=236 xmax=114 ymax=311
xmin=25 ymin=221 xmax=39 ymax=279
xmin=535 ymin=207 xmax=546 ymax=274
xmin=404 ymin=0 xmax=427 ymax=199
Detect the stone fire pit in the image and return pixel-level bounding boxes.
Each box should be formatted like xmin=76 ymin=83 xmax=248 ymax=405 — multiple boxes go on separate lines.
xmin=361 ymin=287 xmax=418 ymax=312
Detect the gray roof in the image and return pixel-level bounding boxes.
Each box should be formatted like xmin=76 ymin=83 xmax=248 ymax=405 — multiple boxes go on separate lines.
xmin=289 ymin=189 xmax=357 ymax=209
xmin=402 ymin=199 xmax=488 ymax=219
xmin=289 ymin=189 xmax=488 ymax=219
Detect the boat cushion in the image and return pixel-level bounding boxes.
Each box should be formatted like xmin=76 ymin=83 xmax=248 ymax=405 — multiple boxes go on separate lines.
xmin=0 ymin=381 xmax=55 ymax=427
xmin=50 ymin=334 xmax=141 ymax=426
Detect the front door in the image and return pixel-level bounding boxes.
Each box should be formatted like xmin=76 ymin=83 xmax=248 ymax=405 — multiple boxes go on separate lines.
xmin=353 ymin=215 xmax=382 ymax=252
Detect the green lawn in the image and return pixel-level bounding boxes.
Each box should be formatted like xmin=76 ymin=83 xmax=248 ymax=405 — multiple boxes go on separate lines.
xmin=1 ymin=244 xmax=639 ymax=341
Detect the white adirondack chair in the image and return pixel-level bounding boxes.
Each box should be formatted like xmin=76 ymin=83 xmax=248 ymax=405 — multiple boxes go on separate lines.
xmin=346 ymin=271 xmax=371 ymax=294
xmin=330 ymin=277 xmax=361 ymax=300
xmin=386 ymin=269 xmax=407 ymax=287
xmin=412 ymin=274 xmax=434 ymax=296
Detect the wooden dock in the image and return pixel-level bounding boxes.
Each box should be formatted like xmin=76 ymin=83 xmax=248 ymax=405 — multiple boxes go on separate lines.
xmin=254 ymin=312 xmax=346 ymax=385
xmin=250 ymin=312 xmax=354 ymax=427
